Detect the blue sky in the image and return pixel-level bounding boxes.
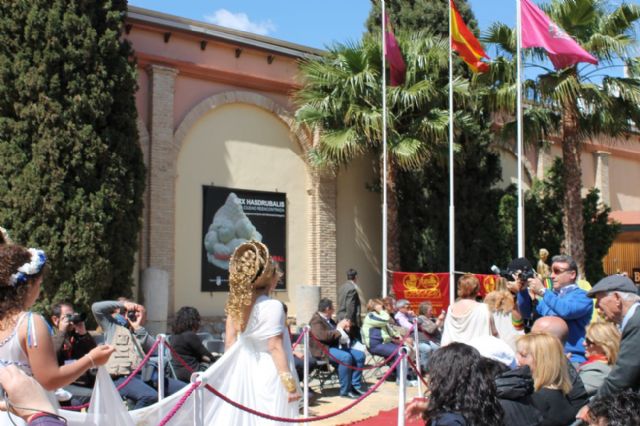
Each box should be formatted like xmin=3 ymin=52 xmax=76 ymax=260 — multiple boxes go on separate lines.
xmin=128 ymin=0 xmax=514 ymax=49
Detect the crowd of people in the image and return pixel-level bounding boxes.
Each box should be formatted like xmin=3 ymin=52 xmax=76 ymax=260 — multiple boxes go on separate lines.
xmin=1 ymin=228 xmax=640 ymax=426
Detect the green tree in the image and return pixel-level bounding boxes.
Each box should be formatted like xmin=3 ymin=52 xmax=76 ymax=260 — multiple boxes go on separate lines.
xmin=0 ymin=0 xmax=145 ymax=314
xmin=504 ymin=158 xmax=620 ymax=283
xmin=482 ymin=0 xmax=640 ymax=276
xmin=295 ymin=32 xmax=465 ymax=274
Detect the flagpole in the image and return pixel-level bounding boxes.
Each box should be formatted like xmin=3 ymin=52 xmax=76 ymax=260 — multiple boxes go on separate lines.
xmin=381 ymin=0 xmax=389 ymax=297
xmin=448 ymin=0 xmax=455 ymax=307
xmin=516 ymin=0 xmax=525 ymax=257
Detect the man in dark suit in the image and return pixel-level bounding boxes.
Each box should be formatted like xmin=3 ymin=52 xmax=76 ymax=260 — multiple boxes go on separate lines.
xmin=309 ymin=298 xmax=366 ymax=399
xmin=337 ymin=268 xmax=362 ymax=341
xmin=588 ymin=275 xmax=640 ymax=396
xmin=577 ymin=275 xmax=640 ymax=422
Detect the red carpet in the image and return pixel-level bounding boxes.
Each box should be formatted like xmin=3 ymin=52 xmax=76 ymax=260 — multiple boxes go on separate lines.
xmin=339 ymin=407 xmax=424 ymax=426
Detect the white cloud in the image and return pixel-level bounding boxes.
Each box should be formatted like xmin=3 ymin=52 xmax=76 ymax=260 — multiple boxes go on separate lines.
xmin=204 ymin=9 xmax=276 ymax=36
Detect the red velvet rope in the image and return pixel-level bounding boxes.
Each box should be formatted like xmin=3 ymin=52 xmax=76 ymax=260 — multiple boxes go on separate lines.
xmin=406 ymin=357 xmax=429 ymax=388
xmin=157 ymin=381 xmax=200 ymax=426
xmin=290 ymin=327 xmax=307 ymax=351
xmin=65 ymin=337 xmax=162 ymax=411
xmin=163 ymin=339 xmax=405 ymax=423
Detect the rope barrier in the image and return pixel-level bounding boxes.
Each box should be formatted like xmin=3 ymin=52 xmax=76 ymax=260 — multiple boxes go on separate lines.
xmin=162 ymin=338 xmax=406 ymax=423
xmin=406 ymin=357 xmax=429 ymax=389
xmin=65 ymin=337 xmax=162 ymax=411
xmin=291 ymin=328 xmax=307 ymax=351
xmin=308 ymin=331 xmax=401 ymax=371
xmin=156 ymin=381 xmax=200 ymax=426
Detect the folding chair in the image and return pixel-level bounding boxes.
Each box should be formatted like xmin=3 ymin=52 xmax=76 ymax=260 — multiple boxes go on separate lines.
xmin=308 ymin=357 xmax=339 ymax=392
xmin=363 ymin=348 xmax=389 ymax=382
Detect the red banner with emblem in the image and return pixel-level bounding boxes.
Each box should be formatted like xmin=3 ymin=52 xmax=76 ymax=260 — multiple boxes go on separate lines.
xmin=392 ymin=272 xmax=499 ymax=315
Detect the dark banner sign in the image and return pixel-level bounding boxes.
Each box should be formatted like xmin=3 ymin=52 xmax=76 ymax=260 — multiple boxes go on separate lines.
xmin=392 ymin=272 xmax=498 ymax=315
xmin=201 ymin=186 xmax=286 ymax=292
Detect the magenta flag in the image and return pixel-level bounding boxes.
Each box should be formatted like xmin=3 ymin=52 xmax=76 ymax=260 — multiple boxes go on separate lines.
xmin=384 ymin=14 xmax=406 ymax=86
xmin=521 ymin=0 xmax=597 ymax=69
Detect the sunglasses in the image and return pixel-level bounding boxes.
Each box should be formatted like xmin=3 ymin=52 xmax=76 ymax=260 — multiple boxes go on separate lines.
xmin=585 ymin=337 xmax=595 ymax=346
xmin=552 ymin=268 xmax=572 ymax=275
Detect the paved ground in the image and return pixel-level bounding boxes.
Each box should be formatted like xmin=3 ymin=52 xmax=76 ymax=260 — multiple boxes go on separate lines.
xmin=301 ymin=370 xmax=425 ymax=425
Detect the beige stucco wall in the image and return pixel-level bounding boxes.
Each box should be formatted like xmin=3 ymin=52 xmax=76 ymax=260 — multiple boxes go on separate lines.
xmin=497 ymin=149 xmax=533 ymax=191
xmin=336 ymin=155 xmax=383 ymax=303
xmin=609 ymin=154 xmax=640 ymax=211
xmin=173 ymin=103 xmax=310 ymax=317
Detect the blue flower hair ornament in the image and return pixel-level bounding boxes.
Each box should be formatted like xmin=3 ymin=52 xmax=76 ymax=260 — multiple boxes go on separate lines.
xmin=9 ymin=248 xmax=47 ymax=287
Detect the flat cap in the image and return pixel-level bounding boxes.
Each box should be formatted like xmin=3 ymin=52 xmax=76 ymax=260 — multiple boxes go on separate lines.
xmin=587 ymin=274 xmax=637 ymax=298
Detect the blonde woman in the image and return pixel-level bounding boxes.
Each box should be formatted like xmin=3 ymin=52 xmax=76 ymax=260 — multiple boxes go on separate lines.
xmin=516 ymin=333 xmax=578 ymax=426
xmin=484 ymin=278 xmax=523 ymax=351
xmin=578 ymin=321 xmax=621 ymax=396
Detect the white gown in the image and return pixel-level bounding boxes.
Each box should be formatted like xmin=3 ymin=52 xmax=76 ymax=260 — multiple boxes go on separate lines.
xmin=61 ymin=295 xmax=300 ymax=426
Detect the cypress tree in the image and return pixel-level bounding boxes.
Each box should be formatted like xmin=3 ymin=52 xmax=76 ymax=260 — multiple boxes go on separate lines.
xmin=0 ymin=0 xmax=145 ymax=314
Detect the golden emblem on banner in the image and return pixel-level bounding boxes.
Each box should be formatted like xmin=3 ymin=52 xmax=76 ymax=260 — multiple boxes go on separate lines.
xmin=403 ymin=273 xmax=441 ymax=298
xmin=483 ymin=275 xmax=497 ymax=293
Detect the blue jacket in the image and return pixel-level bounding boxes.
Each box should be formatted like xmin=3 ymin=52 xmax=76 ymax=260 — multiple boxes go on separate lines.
xmin=517 ymin=285 xmax=592 ymax=363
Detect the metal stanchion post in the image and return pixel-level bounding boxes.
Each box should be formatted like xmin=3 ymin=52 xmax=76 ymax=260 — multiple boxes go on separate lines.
xmin=303 ymin=325 xmax=310 ymax=421
xmin=158 ymin=334 xmax=165 ymax=400
xmin=397 ymin=347 xmax=409 ymax=426
xmin=191 ymin=372 xmax=205 ymax=426
xmin=413 ymin=319 xmax=422 ymax=395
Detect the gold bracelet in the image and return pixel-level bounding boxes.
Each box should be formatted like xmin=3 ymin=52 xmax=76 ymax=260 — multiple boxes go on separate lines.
xmin=279 ymin=372 xmax=297 ymax=393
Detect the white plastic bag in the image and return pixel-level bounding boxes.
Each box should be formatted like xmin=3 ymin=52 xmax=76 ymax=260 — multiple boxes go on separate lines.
xmin=86 ymin=367 xmax=135 ymax=426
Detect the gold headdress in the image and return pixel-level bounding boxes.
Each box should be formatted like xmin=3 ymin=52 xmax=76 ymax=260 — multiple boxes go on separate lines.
xmin=225 ymin=240 xmax=276 ymax=330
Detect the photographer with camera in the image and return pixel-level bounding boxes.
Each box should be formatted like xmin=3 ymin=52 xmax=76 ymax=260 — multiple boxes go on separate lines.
xmin=92 ymin=299 xmax=186 ymax=408
xmin=50 ymin=302 xmax=97 ymax=404
xmin=506 ymin=255 xmax=592 ymax=364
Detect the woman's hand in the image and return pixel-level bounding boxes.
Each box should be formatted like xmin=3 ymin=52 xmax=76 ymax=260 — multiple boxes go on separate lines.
xmin=288 ymin=391 xmax=301 ymax=403
xmin=405 ymin=397 xmax=427 ymax=421
xmin=88 ymin=345 xmax=115 ymax=366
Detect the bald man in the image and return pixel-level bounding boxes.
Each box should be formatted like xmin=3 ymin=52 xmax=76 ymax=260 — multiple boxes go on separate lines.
xmin=531 ymin=316 xmax=588 ymax=410
xmin=531 ymin=316 xmax=569 ymax=344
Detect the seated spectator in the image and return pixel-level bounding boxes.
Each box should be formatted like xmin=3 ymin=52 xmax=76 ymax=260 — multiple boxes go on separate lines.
xmin=169 ymin=306 xmax=212 ymax=382
xmin=405 ymin=343 xmax=504 ymax=425
xmin=50 ymin=302 xmax=97 ymax=405
xmin=308 ymin=298 xmax=366 ymax=399
xmin=531 ymin=316 xmax=589 ymax=410
xmin=362 ymin=298 xmax=416 ymax=384
xmin=395 ymin=299 xmax=437 ymax=371
xmin=416 ymin=301 xmax=443 ymax=345
xmin=441 ymin=274 xmax=495 ymax=346
xmin=578 ymin=321 xmax=620 ymax=396
xmin=92 ymin=299 xmax=186 ymax=408
xmin=516 ymin=333 xmax=578 ymax=426
xmin=586 ymin=389 xmax=640 ymax=426
xmin=382 ymin=296 xmax=400 ymax=327
xmin=482 ymin=357 xmax=544 ymax=426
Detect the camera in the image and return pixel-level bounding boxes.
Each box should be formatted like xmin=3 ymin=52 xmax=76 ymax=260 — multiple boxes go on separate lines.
xmin=491 ymin=263 xmax=536 ymax=283
xmin=65 ymin=313 xmax=86 ymax=324
xmin=126 ymin=310 xmax=137 ymax=322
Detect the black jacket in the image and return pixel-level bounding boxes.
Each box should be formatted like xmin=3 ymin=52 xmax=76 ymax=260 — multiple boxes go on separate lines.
xmin=495 ymin=366 xmax=544 ymax=426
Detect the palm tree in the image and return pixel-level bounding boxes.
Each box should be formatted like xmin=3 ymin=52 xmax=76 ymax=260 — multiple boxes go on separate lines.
xmin=294 ymin=31 xmax=469 ymax=276
xmin=481 ymin=0 xmax=640 ymax=277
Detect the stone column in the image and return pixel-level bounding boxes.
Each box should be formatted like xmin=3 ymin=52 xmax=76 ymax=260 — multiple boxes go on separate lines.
xmin=536 ymin=142 xmax=555 ymax=180
xmin=309 ymin=169 xmax=338 ymax=302
xmin=147 ymin=64 xmax=178 ymax=311
xmin=593 ymin=151 xmax=611 ymax=206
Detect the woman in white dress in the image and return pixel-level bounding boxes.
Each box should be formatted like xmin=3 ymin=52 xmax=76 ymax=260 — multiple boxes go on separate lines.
xmin=131 ymin=240 xmax=301 ymax=426
xmin=441 ymin=274 xmax=496 ymax=346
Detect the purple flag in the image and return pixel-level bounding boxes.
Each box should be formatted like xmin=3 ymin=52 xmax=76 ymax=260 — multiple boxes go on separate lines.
xmin=521 ymin=0 xmax=597 ymax=69
xmin=385 ymin=14 xmax=406 ymax=86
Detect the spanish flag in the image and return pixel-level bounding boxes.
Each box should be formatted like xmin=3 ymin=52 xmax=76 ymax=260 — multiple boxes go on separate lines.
xmin=450 ymin=0 xmax=489 ymax=73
